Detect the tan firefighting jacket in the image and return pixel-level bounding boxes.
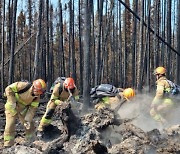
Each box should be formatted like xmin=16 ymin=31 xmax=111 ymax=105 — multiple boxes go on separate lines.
xmin=39 ymin=82 xmax=79 ymax=126
xmin=95 ymin=92 xmax=126 ymax=110
xmin=151 ymin=76 xmax=172 ymax=106
xmin=50 ymin=82 xmax=79 ymax=105
xmin=4 ymin=81 xmax=40 ymax=122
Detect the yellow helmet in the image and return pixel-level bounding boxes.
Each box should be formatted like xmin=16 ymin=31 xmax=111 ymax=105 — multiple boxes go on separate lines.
xmin=153 ymin=67 xmax=166 ymax=75
xmin=123 ymin=88 xmax=135 ymax=100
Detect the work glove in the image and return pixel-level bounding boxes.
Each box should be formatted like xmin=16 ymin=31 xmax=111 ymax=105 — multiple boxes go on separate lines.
xmin=24 ymin=121 xmax=31 ymax=130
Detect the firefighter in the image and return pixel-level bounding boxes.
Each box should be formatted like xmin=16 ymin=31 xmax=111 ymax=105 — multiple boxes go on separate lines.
xmin=3 ymin=79 xmax=46 ymax=147
xmin=94 ymin=88 xmax=135 ymax=110
xmin=150 ymin=66 xmax=174 ymax=125
xmin=37 ymin=77 xmax=78 ymax=137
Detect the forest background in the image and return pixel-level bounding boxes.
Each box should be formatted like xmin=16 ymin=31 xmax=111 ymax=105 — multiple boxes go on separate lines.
xmin=0 ymin=0 xmax=180 ymax=105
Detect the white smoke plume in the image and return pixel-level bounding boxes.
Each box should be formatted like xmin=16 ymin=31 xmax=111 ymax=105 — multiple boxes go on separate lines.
xmin=117 ymin=91 xmax=180 ymax=132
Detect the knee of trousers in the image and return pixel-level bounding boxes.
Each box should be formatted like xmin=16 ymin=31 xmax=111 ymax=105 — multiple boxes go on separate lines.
xmin=45 ymin=109 xmax=55 ymax=119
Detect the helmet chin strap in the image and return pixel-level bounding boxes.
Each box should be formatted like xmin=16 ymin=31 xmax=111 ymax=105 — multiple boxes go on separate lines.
xmin=157 ymin=74 xmax=164 ymax=79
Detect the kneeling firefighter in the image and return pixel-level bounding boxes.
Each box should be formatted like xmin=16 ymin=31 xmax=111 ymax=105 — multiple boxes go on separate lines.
xmin=37 ymin=77 xmax=79 ymax=137
xmin=94 ymin=87 xmax=135 ymax=111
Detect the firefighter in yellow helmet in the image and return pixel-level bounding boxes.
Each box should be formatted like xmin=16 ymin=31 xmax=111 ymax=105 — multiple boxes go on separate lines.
xmin=3 ymin=79 xmax=46 ymax=147
xmin=150 ymin=66 xmax=174 ymax=125
xmin=94 ymin=87 xmax=135 ymax=111
xmin=37 ymin=77 xmax=79 ymax=137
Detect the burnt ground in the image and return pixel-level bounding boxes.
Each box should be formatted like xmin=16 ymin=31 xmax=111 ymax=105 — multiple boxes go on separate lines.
xmin=0 ymin=99 xmax=180 ymax=154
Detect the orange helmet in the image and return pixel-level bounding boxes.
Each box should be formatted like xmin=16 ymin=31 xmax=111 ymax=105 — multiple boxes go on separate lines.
xmin=123 ymin=88 xmax=135 ymax=100
xmin=153 ymin=67 xmax=166 ymax=75
xmin=33 ymin=79 xmax=46 ymax=94
xmin=64 ymin=77 xmax=75 ymax=89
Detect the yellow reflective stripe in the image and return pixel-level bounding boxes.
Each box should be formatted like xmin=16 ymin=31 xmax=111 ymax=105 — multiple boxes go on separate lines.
xmin=31 ymin=101 xmax=39 ymax=107
xmin=102 ymin=97 xmax=110 ymax=104
xmin=10 ymin=85 xmax=27 ymax=106
xmin=75 ymin=95 xmax=79 ymax=100
xmin=52 ymin=96 xmax=59 ymax=100
xmin=4 ymin=135 xmax=15 ymax=141
xmin=14 ymin=93 xmax=26 ymax=106
xmin=153 ymin=114 xmax=162 ymax=122
xmin=54 ymin=100 xmax=60 ymax=105
xmin=41 ymin=117 xmax=52 ymax=124
xmin=5 ymin=102 xmax=17 ymax=115
xmin=20 ymin=107 xmax=28 ymax=115
xmin=10 ymin=85 xmax=18 ymax=92
xmin=164 ymin=88 xmax=171 ymax=93
xmin=163 ymin=99 xmax=173 ymax=105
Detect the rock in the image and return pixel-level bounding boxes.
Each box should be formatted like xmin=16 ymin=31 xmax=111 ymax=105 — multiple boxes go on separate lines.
xmin=2 ymin=145 xmax=42 ymax=154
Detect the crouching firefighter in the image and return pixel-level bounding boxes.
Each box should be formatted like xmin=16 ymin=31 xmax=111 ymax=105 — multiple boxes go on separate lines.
xmin=94 ymin=87 xmax=135 ymax=111
xmin=150 ymin=67 xmax=174 ymax=125
xmin=3 ymin=79 xmax=46 ymax=147
xmin=37 ymin=77 xmax=79 ymax=138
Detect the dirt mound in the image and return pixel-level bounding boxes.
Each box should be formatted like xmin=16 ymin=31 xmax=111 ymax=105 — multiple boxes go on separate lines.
xmin=0 ymin=103 xmax=180 ymax=154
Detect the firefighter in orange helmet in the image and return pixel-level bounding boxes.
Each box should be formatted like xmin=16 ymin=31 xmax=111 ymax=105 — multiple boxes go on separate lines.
xmin=150 ymin=67 xmax=174 ymax=125
xmin=95 ymin=87 xmax=135 ymax=110
xmin=3 ymin=79 xmax=46 ymax=147
xmin=37 ymin=77 xmax=79 ymax=137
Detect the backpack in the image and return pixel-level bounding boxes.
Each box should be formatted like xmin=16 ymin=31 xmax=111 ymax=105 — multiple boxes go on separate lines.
xmin=90 ymin=84 xmax=119 ymax=99
xmin=49 ymin=77 xmax=66 ymax=94
xmin=166 ymin=80 xmax=180 ymax=96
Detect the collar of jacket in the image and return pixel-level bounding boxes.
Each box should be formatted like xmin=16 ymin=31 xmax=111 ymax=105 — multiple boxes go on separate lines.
xmin=156 ymin=76 xmax=167 ymax=83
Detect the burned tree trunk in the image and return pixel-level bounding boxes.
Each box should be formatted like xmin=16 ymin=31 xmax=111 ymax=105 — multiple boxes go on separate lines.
xmin=8 ymin=0 xmax=18 ymax=84
xmin=176 ymin=1 xmax=180 ymax=84
xmin=1 ymin=0 xmax=5 ymax=93
xmin=83 ymin=0 xmax=91 ymax=109
xmin=33 ymin=0 xmax=43 ymax=79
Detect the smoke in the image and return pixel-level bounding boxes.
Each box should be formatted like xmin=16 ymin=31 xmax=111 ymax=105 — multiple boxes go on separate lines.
xmin=117 ymin=91 xmax=180 ymax=132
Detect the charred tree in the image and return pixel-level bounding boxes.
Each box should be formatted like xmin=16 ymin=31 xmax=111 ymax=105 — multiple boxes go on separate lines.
xmin=137 ymin=0 xmax=144 ymax=91
xmin=8 ymin=0 xmax=18 ymax=84
xmin=78 ymin=0 xmax=83 ymax=93
xmin=146 ymin=0 xmax=151 ymax=91
xmin=1 ymin=0 xmax=5 ymax=93
xmin=131 ymin=0 xmax=138 ymax=87
xmin=28 ymin=0 xmax=32 ymax=81
xmin=33 ymin=0 xmax=43 ymax=79
xmin=68 ymin=0 xmax=76 ymax=79
xmin=123 ymin=0 xmax=131 ymax=87
xmin=45 ymin=0 xmax=50 ymax=88
xmin=7 ymin=0 xmax=12 ymax=54
xmin=118 ymin=1 xmax=123 ymax=87
xmin=176 ymin=0 xmax=180 ymax=84
xmin=58 ymin=0 xmax=65 ymax=77
xmin=83 ymin=0 xmax=91 ymax=109
xmin=153 ymin=0 xmax=160 ymax=67
xmin=49 ymin=4 xmax=54 ymax=82
xmin=95 ymin=0 xmax=103 ymax=85
xmin=166 ymin=0 xmax=171 ymax=78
